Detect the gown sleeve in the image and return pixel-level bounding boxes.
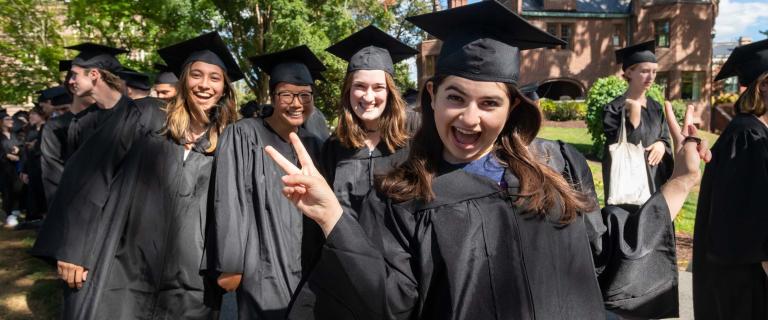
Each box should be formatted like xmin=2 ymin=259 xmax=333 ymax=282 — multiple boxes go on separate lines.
xmin=288 ymin=192 xmax=420 ymax=320
xmin=704 ymin=125 xmax=768 ymax=263
xmin=559 ymin=140 xmax=678 ymax=319
xmin=30 ymin=100 xmax=161 ymax=268
xmin=207 ymin=124 xmax=255 ymax=274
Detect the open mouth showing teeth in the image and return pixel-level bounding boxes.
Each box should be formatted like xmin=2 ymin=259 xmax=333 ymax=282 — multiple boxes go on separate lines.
xmin=452 ymin=126 xmax=481 ymax=146
xmin=286 ymin=110 xmax=303 ymax=118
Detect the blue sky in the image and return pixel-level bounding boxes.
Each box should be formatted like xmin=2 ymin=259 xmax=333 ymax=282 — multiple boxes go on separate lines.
xmin=713 ymin=0 xmax=768 ymax=43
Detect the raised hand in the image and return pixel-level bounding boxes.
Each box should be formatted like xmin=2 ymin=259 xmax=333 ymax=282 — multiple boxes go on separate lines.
xmin=264 ymin=132 xmax=343 ymax=237
xmin=661 ymin=102 xmax=712 ymax=219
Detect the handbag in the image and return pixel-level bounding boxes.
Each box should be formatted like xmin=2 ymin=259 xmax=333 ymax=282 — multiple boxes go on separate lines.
xmin=606 ymin=107 xmax=651 ymax=206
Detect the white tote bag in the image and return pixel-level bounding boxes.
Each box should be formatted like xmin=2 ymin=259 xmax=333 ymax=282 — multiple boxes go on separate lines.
xmin=606 ymin=108 xmax=651 ymax=206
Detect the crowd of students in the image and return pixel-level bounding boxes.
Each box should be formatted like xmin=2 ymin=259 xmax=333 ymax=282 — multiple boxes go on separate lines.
xmin=2 ymin=1 xmax=765 ymax=319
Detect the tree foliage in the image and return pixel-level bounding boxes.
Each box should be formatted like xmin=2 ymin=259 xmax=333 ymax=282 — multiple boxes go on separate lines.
xmin=0 ymin=0 xmax=66 ymax=104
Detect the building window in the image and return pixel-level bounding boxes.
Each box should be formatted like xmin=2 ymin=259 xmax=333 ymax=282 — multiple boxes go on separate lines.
xmin=723 ymin=76 xmax=739 ymax=93
xmin=681 ymin=71 xmax=705 ymax=101
xmin=654 ymin=20 xmax=670 ymax=48
xmin=656 ymin=72 xmax=669 ymax=99
xmin=546 ymin=23 xmax=575 ymax=50
xmin=612 ymin=24 xmax=623 ymax=47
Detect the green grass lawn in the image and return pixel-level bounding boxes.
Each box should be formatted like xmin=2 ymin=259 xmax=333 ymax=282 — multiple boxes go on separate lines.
xmin=537 ymin=126 xmax=718 ymax=235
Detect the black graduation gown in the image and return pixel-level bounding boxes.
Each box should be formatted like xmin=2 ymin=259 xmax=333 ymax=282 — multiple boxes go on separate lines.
xmin=31 ymin=97 xmax=164 ymax=274
xmin=40 ymin=112 xmax=73 ymax=202
xmin=65 ymin=103 xmax=114 ymax=159
xmin=304 ymin=109 xmax=330 ymax=140
xmin=207 ymin=117 xmax=326 ymax=319
xmin=0 ymin=132 xmax=22 ymax=214
xmin=692 ymin=113 xmax=768 ymax=320
xmin=602 ymin=94 xmax=673 ymax=200
xmin=20 ymin=125 xmax=46 ymax=218
xmin=289 ymin=139 xmax=679 ymax=320
xmin=133 ymin=96 xmax=167 ymax=131
xmin=320 ymin=138 xmax=409 ymax=220
xmin=89 ymin=134 xmax=219 ymax=319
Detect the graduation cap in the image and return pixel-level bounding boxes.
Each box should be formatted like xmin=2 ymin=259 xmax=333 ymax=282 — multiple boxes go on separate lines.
xmin=58 ymin=60 xmax=72 ymax=72
xmin=157 ymin=32 xmax=244 ymax=82
xmin=249 ymin=45 xmax=327 ymax=88
xmin=51 ymin=92 xmax=73 ymax=107
xmin=406 ymin=0 xmax=564 ymax=86
xmin=117 ymin=70 xmax=152 ymax=91
xmin=154 ymin=63 xmax=179 ymax=85
xmin=66 ymin=43 xmax=129 ymax=73
xmin=519 ymin=82 xmax=540 ymax=101
xmin=715 ymin=38 xmax=768 ymax=87
xmin=326 ymin=25 xmax=418 ymax=75
xmin=37 ymin=86 xmax=68 ymax=102
xmin=615 ymin=40 xmax=656 ymax=70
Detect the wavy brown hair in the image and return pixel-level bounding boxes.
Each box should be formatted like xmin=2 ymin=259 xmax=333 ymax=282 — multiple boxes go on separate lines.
xmin=736 ymin=71 xmax=768 ymax=116
xmin=164 ymin=63 xmax=238 ymax=153
xmin=377 ymin=75 xmax=592 ymax=223
xmin=85 ymin=68 xmax=124 ymax=93
xmin=334 ymin=71 xmax=409 ymax=152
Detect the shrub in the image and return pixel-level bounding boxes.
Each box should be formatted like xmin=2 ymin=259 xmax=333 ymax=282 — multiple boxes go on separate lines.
xmin=540 ymin=99 xmax=587 ymax=121
xmin=585 ymin=75 xmax=665 ymax=158
xmin=669 ymin=99 xmax=687 ymax=126
xmin=712 ymin=92 xmax=739 ymax=105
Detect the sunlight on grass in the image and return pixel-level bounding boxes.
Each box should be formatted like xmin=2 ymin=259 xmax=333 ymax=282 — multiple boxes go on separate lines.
xmin=537 ymin=125 xmax=716 ymax=235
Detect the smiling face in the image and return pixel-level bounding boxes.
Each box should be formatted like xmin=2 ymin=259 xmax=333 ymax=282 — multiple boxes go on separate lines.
xmin=428 ymin=76 xmax=513 ymax=164
xmin=271 ymin=82 xmax=314 ymax=129
xmin=625 ymin=62 xmax=658 ymax=91
xmin=348 ymin=69 xmax=388 ymax=130
xmin=185 ymin=61 xmax=226 ymax=112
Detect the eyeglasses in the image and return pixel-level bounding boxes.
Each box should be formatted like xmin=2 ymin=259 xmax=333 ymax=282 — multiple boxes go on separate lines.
xmin=276 ymin=91 xmax=313 ymax=105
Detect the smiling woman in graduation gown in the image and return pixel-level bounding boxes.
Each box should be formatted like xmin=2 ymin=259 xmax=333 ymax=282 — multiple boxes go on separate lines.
xmin=267 ymin=2 xmax=709 ymax=319
xmin=30 ymin=32 xmax=242 ymax=319
xmin=207 ymin=45 xmax=327 ymax=319
xmin=693 ymin=39 xmax=768 ymax=320
xmin=321 ymin=25 xmax=418 ymax=219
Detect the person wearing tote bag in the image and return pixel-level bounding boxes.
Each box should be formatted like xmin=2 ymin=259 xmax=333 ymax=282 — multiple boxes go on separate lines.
xmin=602 ymin=41 xmax=673 ymax=205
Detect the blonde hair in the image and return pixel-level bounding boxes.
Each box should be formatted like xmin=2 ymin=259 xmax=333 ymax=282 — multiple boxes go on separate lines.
xmin=737 ymin=71 xmax=768 ymax=116
xmin=164 ymin=64 xmax=238 ymax=153
xmin=334 ymin=71 xmax=409 ymax=152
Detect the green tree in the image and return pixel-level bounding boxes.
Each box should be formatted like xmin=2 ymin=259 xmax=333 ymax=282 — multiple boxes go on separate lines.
xmin=0 ymin=0 xmax=66 ymax=104
xmin=65 ymin=0 xmax=222 ymax=72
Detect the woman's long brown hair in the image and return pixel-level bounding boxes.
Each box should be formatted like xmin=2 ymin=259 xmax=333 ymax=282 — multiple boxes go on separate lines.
xmin=164 ymin=63 xmax=238 ymax=153
xmin=377 ymin=75 xmax=592 ymax=223
xmin=334 ymin=71 xmax=409 ymax=152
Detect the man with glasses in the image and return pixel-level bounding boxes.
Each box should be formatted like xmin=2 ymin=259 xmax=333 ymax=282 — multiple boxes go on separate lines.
xmin=208 ymin=45 xmax=328 ymax=319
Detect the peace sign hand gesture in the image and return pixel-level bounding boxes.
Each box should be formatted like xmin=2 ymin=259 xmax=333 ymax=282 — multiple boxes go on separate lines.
xmin=661 ymin=102 xmax=712 ymax=219
xmin=265 ymin=132 xmax=343 ymax=237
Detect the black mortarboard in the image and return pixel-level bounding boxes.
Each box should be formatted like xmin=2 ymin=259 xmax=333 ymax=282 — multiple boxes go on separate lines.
xmin=615 ymin=40 xmax=656 ymax=70
xmin=519 ymin=82 xmax=540 ymax=101
xmin=59 ymin=60 xmax=72 ymax=72
xmin=406 ymin=0 xmax=564 ymax=85
xmin=326 ymin=25 xmax=418 ymax=75
xmin=117 ymin=70 xmax=152 ymax=91
xmin=154 ymin=63 xmax=179 ymax=84
xmin=66 ymin=43 xmax=128 ymax=73
xmin=157 ymin=32 xmax=244 ymax=82
xmin=715 ymin=38 xmax=768 ymax=87
xmin=249 ymin=45 xmax=327 ymax=88
xmin=51 ymin=92 xmax=73 ymax=106
xmin=37 ymin=86 xmax=68 ymax=102
xmin=406 ymin=0 xmax=560 ymax=144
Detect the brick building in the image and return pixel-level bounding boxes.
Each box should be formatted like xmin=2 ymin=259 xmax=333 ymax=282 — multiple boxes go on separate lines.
xmin=416 ymin=0 xmax=719 ymax=128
